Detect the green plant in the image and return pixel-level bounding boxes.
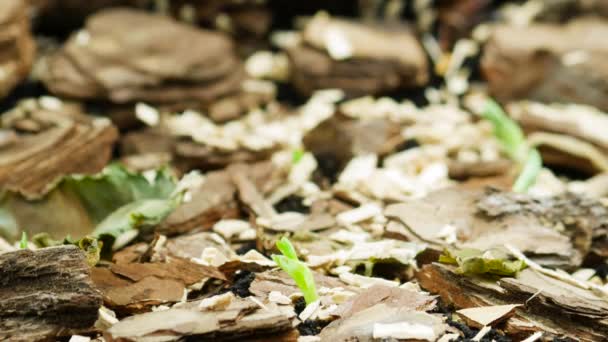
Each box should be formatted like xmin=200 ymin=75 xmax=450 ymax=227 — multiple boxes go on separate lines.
xmin=482 ymin=99 xmax=542 ymax=193
xmin=292 ymin=149 xmax=305 ymax=164
xmin=271 ymin=237 xmax=319 ymax=304
xmin=19 ymin=231 xmax=27 ymax=249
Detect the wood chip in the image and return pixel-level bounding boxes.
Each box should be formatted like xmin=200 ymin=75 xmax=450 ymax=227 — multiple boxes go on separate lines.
xmin=457 ymin=304 xmax=521 ymax=328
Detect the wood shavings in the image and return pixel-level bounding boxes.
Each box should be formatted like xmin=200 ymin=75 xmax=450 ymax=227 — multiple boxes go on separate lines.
xmin=372 ymin=321 xmax=439 ymax=341
xmin=472 ymin=325 xmax=492 ymax=341
xmin=135 ymin=103 xmax=160 ymax=127
xmin=339 ymin=272 xmax=399 ymax=289
xmin=521 ymin=331 xmax=543 ymax=342
xmin=298 ymin=299 xmax=321 ymax=321
xmin=336 ymin=203 xmax=382 ymax=225
xmin=456 ymin=304 xmax=521 ymax=328
xmin=199 ymin=292 xmax=235 ymax=311
xmin=213 ymin=219 xmax=252 ymax=240
xmin=269 ymin=291 xmax=292 ymax=305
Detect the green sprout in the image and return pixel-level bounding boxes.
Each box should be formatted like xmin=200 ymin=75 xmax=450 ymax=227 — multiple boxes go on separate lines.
xmin=482 ymin=99 xmax=542 ymax=193
xmin=271 ymin=237 xmax=319 ymax=304
xmin=292 ymin=149 xmax=305 ymax=164
xmin=19 ymin=231 xmax=28 ymax=249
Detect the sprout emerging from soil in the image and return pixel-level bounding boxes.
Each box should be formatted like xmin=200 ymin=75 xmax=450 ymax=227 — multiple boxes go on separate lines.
xmin=19 ymin=232 xmax=27 ymax=249
xmin=482 ymin=99 xmax=542 ymax=193
xmin=271 ymin=237 xmax=319 ymax=304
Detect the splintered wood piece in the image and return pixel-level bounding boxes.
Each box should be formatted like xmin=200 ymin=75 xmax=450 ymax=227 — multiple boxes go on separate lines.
xmin=457 ymin=304 xmax=521 ymax=328
xmin=0 ymin=245 xmax=102 ymax=341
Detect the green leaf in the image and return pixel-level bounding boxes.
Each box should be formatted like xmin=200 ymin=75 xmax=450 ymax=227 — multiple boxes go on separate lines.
xmin=512 ymin=149 xmax=542 ymax=193
xmin=292 ymin=149 xmax=305 ymax=164
xmin=0 ymin=164 xmax=179 ymax=253
xmin=482 ymin=100 xmax=527 ymax=161
xmin=439 ymin=248 xmax=527 ymax=277
xmin=19 ymin=231 xmax=27 ymax=249
xmin=276 ymin=236 xmax=299 ymax=260
xmin=31 ymin=233 xmax=102 ymax=267
xmin=93 ymin=198 xmax=177 ymax=250
xmin=63 ymin=164 xmax=175 ymax=223
xmin=75 ymin=236 xmax=103 ymax=267
xmin=32 ymin=232 xmax=61 ymax=248
xmin=271 ymin=237 xmax=318 ymax=305
xmin=481 ymin=99 xmax=543 ymax=193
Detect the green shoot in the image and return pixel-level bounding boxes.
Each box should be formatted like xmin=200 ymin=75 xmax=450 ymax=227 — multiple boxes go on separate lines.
xmin=271 ymin=237 xmax=319 ymax=305
xmin=512 ymin=149 xmax=542 ymax=193
xmin=292 ymin=149 xmax=305 ymax=164
xmin=19 ymin=231 xmax=28 ymax=249
xmin=482 ymin=99 xmax=542 ymax=193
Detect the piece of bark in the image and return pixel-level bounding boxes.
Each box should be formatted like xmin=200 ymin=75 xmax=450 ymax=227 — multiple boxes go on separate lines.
xmin=105 ymin=297 xmax=296 ymax=341
xmin=42 ymin=8 xmax=254 ymax=111
xmin=250 ymin=269 xmax=353 ymax=299
xmin=417 ymin=263 xmax=608 ymax=341
xmin=92 ymin=257 xmax=226 ymax=314
xmin=507 ymin=100 xmax=608 ymax=175
xmin=456 ymin=304 xmax=520 ymax=328
xmin=0 ymin=98 xmax=118 ymax=199
xmin=0 ymin=0 xmax=35 ymax=100
xmin=229 ymin=163 xmax=276 ymax=218
xmin=436 ymin=0 xmax=491 ymax=49
xmin=332 ymin=284 xmax=437 ymax=319
xmin=158 ymin=169 xmax=240 ymax=235
xmin=288 ymin=14 xmax=428 ymax=97
xmin=159 ymin=161 xmax=281 ymax=235
xmin=0 ymin=245 xmax=102 ymax=341
xmin=385 ymin=187 xmax=599 ymax=269
xmin=448 ymin=159 xmax=512 ymax=180
xmin=303 ymin=116 xmax=401 ymax=171
xmin=120 ymin=129 xmax=174 ymax=156
xmin=319 ymin=304 xmax=446 ymax=342
xmin=482 ymin=18 xmax=608 ymax=112
xmin=174 ymin=140 xmax=277 ymax=172
xmin=529 ymin=0 xmax=608 ymax=21
xmin=477 ymin=189 xmax=608 ymax=261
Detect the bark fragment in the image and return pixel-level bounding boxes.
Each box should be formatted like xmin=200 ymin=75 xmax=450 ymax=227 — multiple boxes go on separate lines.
xmin=417 ymin=263 xmax=608 ymax=341
xmin=482 ymin=18 xmax=608 ymax=112
xmin=105 ymin=296 xmax=296 ymax=341
xmin=92 ymin=257 xmax=226 ymax=314
xmin=42 ymin=8 xmax=265 ymax=118
xmin=0 ymin=245 xmax=102 ymax=341
xmin=0 ymin=98 xmax=118 ymax=199
xmin=319 ymin=285 xmax=444 ymax=341
xmin=288 ymin=14 xmax=428 ymax=98
xmin=385 ymin=187 xmax=602 ymax=269
xmin=0 ymin=0 xmax=35 ymax=100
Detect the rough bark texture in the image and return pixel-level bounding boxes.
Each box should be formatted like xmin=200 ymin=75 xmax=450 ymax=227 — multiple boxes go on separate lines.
xmin=0 ymin=0 xmax=35 ymax=100
xmin=482 ymin=18 xmax=608 ymax=112
xmin=0 ymin=98 xmax=118 ymax=200
xmin=0 ymin=245 xmax=102 ymax=341
xmin=417 ymin=263 xmax=608 ymax=342
xmin=42 ymin=8 xmax=253 ymax=110
xmin=288 ymin=15 xmax=428 ymax=98
xmin=385 ymin=187 xmax=601 ymax=270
